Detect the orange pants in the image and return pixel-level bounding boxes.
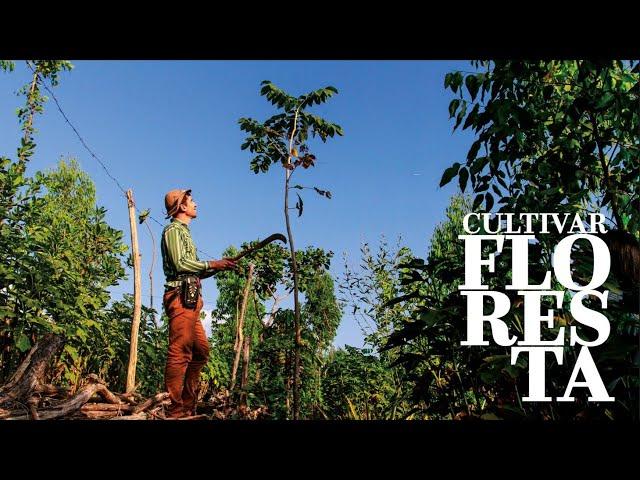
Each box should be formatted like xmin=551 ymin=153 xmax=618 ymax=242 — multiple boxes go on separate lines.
xmin=163 ymin=287 xmax=209 ymax=418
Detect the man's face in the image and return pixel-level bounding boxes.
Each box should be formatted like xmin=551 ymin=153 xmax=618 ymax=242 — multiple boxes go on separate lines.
xmin=180 ymin=195 xmax=197 ymax=218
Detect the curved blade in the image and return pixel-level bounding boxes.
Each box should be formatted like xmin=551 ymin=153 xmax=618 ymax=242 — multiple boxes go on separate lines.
xmin=231 ymin=233 xmax=287 ymax=261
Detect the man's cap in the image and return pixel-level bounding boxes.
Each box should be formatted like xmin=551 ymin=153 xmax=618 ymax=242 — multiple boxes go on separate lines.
xmin=165 ymin=189 xmax=191 ymax=219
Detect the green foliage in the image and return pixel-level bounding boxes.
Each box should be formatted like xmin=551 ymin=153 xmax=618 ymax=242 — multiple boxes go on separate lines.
xmin=1 ymin=61 xmax=74 ymax=224
xmin=300 ymin=270 xmax=342 ymax=416
xmin=211 ymin=241 xmax=341 ymax=419
xmin=0 ymin=62 xmax=161 ymax=394
xmin=383 ymin=196 xmax=487 ymax=419
xmin=321 ymin=346 xmax=396 ymax=419
xmin=253 ymin=309 xmax=296 ymax=418
xmin=239 ymin=80 xmax=342 ymax=203
xmin=239 ymin=81 xmax=343 ymax=418
xmin=0 ymin=61 xmax=356 ymax=417
xmin=13 ymin=61 xmax=73 ymax=169
xmin=389 ymin=61 xmax=640 ymax=420
xmin=339 ymin=236 xmax=416 ymax=351
xmin=0 ymin=159 xmax=127 ymax=384
xmin=0 ymin=61 xmax=15 ymax=73
xmin=339 ymin=200 xmax=479 ymax=419
xmin=88 ymin=295 xmax=166 ymax=396
xmin=440 ymin=60 xmax=639 ymax=235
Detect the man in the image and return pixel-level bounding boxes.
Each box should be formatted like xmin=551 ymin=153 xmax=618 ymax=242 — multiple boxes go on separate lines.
xmin=161 ymin=188 xmax=236 ymax=418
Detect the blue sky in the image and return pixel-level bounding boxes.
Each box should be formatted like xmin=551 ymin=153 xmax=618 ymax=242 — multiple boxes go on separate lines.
xmin=0 ymin=60 xmax=476 ymax=347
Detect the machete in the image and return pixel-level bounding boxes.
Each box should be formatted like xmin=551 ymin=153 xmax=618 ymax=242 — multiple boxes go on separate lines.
xmin=230 ymin=233 xmax=287 ymax=262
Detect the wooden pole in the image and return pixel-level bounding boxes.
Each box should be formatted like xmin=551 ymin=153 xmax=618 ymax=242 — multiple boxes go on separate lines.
xmin=125 ymin=189 xmax=142 ymax=394
xmin=239 ymin=318 xmax=254 ymax=409
xmin=230 ymin=263 xmax=254 ymax=392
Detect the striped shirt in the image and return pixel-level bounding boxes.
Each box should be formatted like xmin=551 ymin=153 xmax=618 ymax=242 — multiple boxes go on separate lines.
xmin=161 ymin=219 xmax=212 ymax=290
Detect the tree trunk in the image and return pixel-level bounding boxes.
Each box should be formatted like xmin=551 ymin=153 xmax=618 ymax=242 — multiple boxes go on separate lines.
xmin=284 ymin=350 xmax=292 ymax=419
xmin=254 ymin=330 xmax=264 ymax=385
xmin=239 ymin=322 xmax=253 ymax=409
xmin=0 ymin=333 xmax=64 ymax=405
xmin=284 ymin=166 xmax=302 ymax=420
xmin=283 ymin=107 xmax=304 ymax=420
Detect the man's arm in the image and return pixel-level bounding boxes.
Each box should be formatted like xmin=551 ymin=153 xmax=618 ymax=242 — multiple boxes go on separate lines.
xmin=199 ymin=259 xmax=238 ymax=278
xmin=165 ymin=227 xmax=237 ymax=277
xmin=164 ymin=227 xmax=210 ymax=275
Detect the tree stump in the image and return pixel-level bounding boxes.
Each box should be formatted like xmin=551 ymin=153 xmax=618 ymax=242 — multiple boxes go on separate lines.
xmin=0 ymin=333 xmax=64 ymax=405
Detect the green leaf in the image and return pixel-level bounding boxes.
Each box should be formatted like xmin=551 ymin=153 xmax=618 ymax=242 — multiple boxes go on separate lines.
xmin=467 ymin=140 xmax=481 ymax=162
xmin=418 ymin=310 xmax=440 ymax=327
xmin=16 ymin=334 xmax=31 ymax=353
xmin=454 ymin=103 xmax=467 ymax=130
xmin=465 ymin=75 xmax=480 ymax=101
xmin=64 ymin=344 xmax=80 ymax=363
xmin=295 ymin=193 xmax=304 ymax=217
xmin=448 ymin=99 xmax=460 ymax=118
xmin=440 ymin=163 xmax=460 ymax=187
xmin=444 ymin=72 xmax=452 ymax=89
xmin=483 ymin=355 xmax=510 ymax=363
xmin=473 ymin=193 xmax=484 ymax=210
xmin=595 ymin=92 xmax=614 ymax=109
xmin=470 ymin=156 xmax=489 ymax=175
xmin=459 ymin=167 xmax=469 ymax=192
xmin=463 ymin=103 xmax=480 ymax=130
xmin=485 ymin=192 xmax=494 ymax=211
xmin=450 ymin=72 xmax=463 ymax=93
xmin=138 ymin=208 xmax=150 ymax=224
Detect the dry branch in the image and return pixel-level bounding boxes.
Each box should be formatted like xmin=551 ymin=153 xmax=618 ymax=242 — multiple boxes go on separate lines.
xmin=133 ymin=392 xmax=170 ymax=414
xmin=110 ymin=412 xmax=148 ymax=420
xmin=81 ymin=403 xmax=134 ymax=412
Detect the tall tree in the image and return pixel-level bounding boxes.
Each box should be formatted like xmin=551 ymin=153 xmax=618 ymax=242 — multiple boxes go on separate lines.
xmin=239 ymin=81 xmax=343 ymax=418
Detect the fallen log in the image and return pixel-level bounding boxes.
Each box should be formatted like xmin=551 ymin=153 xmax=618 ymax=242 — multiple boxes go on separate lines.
xmin=5 ymin=377 xmax=122 ymax=420
xmin=0 ymin=332 xmax=268 ymax=420
xmin=132 ymin=392 xmax=170 ymax=414
xmin=115 ymin=393 xmax=138 ymax=405
xmin=39 ymin=384 xmax=68 ymax=398
xmin=0 ymin=346 xmax=36 ymax=393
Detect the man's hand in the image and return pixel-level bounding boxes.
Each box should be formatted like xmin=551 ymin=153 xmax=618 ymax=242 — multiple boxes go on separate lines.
xmin=208 ymin=258 xmax=238 ymax=271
